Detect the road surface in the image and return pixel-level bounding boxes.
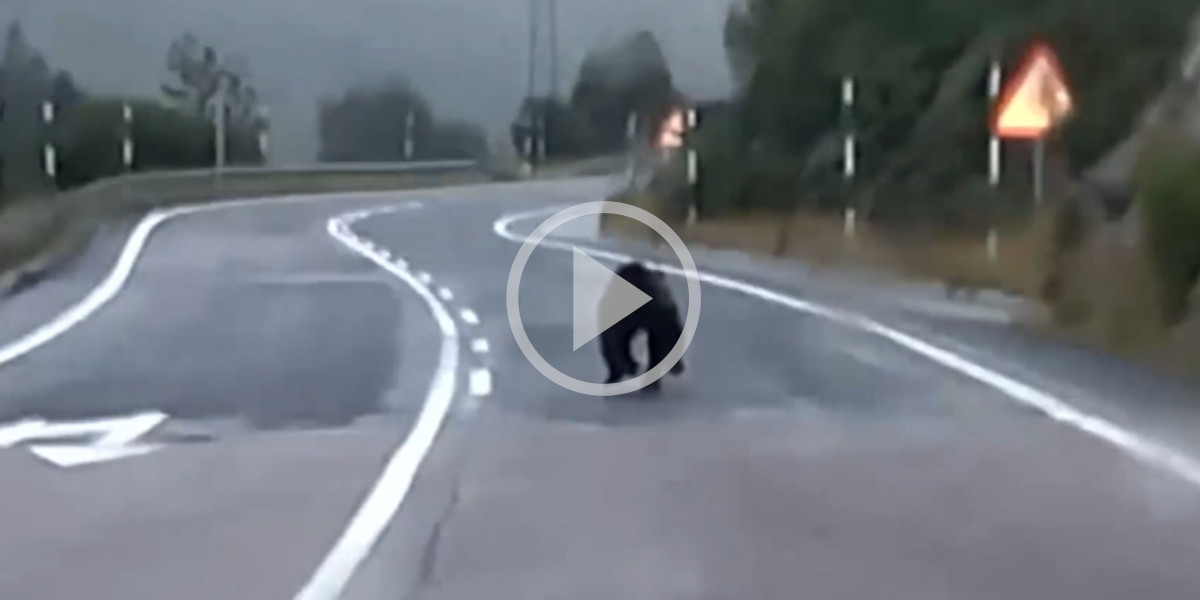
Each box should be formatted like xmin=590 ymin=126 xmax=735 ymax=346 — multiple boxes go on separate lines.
xmin=0 ymin=178 xmax=1197 ymax=599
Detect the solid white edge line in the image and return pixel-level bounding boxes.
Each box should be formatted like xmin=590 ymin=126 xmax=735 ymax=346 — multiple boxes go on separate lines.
xmin=460 ymin=308 xmax=480 ymax=325
xmin=471 ymin=338 xmax=489 ymax=354
xmin=294 ymin=218 xmax=461 ymax=600
xmin=493 ymin=207 xmax=1200 ymax=490
xmin=0 ymin=194 xmax=426 ymax=368
xmin=437 ymin=287 xmax=454 ymax=301
xmin=468 ymin=368 xmax=492 ymax=397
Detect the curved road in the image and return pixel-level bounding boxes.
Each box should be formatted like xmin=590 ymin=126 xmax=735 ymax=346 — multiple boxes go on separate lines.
xmin=0 ymin=178 xmax=1197 ymax=599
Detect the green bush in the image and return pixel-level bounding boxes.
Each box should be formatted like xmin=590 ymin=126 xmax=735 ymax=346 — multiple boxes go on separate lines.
xmin=56 ymin=97 xmax=263 ymax=190
xmin=1136 ymin=131 xmax=1200 ymax=324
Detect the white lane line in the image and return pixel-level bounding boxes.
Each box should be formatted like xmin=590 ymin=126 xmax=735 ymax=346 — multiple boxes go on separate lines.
xmin=297 ymin=217 xmax=461 ymax=600
xmin=471 ymin=338 xmax=489 ymax=354
xmin=394 ymin=258 xmax=409 ymax=270
xmin=416 ymin=271 xmax=433 ymax=285
xmin=459 ymin=308 xmax=480 ymax=325
xmin=437 ymin=287 xmax=454 ymax=301
xmin=0 ymin=196 xmax=424 ymax=368
xmin=468 ymin=368 xmax=492 ymax=397
xmin=494 ymin=207 xmax=1200 ymax=490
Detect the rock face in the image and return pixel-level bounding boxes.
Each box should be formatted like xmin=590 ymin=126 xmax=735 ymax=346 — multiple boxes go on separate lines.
xmin=1043 ymin=11 xmax=1200 ymax=351
xmin=1087 ymin=12 xmax=1200 ymax=194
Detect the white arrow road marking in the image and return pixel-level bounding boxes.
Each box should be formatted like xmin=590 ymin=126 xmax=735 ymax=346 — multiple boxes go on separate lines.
xmin=28 ymin=444 xmax=159 ymax=468
xmin=0 ymin=411 xmax=168 ymax=468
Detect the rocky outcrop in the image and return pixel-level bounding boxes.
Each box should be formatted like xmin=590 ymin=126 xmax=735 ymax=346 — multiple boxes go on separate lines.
xmin=1042 ymin=11 xmax=1200 ymax=353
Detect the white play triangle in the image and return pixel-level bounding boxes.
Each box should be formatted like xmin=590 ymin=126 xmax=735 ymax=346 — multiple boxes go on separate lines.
xmin=572 ymin=247 xmax=651 ymax=351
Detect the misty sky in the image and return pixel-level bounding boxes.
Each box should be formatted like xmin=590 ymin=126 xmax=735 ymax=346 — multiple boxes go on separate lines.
xmin=2 ymin=0 xmax=736 ymax=163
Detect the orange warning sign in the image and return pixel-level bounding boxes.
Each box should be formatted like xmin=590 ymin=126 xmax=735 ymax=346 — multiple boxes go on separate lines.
xmin=992 ymin=43 xmax=1073 ymax=139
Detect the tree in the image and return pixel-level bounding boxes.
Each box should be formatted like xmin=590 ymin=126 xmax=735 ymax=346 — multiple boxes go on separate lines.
xmin=55 ymin=97 xmax=263 ymax=190
xmin=161 ymin=33 xmax=263 ymax=131
xmin=703 ymin=0 xmax=1197 ymax=227
xmin=0 ymin=20 xmax=86 ymax=199
xmin=510 ymin=95 xmax=594 ymax=160
xmin=318 ymin=77 xmax=485 ymax=162
xmin=570 ymin=31 xmax=679 ymax=153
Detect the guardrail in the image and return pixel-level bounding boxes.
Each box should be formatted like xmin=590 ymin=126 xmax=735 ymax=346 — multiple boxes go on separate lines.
xmin=0 ymin=159 xmax=493 ymax=293
xmin=58 ymin=159 xmax=490 ymax=209
xmin=112 ymin=159 xmax=480 ymax=182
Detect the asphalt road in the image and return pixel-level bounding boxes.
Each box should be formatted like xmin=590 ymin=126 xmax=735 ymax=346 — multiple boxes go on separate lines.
xmin=0 ymin=177 xmax=1198 ymax=599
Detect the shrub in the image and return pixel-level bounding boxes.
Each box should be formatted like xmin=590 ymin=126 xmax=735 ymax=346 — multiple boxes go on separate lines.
xmin=56 ymin=97 xmax=263 ymax=190
xmin=1135 ymin=130 xmax=1200 ymax=324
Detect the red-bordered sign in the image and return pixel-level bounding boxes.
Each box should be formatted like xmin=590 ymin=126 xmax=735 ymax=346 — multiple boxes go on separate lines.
xmin=992 ymin=42 xmax=1074 ymax=139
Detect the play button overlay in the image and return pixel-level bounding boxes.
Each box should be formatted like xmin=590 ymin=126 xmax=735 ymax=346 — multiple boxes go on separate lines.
xmin=506 ymin=201 xmax=702 ymax=396
xmin=572 ymin=247 xmax=651 ymax=350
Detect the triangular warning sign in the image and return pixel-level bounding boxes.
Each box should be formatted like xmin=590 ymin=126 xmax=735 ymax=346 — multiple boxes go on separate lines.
xmin=992 ymin=43 xmax=1073 ymax=139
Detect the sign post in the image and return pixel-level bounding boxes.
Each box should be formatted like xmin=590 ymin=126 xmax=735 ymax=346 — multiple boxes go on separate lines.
xmin=991 ymin=41 xmax=1074 ymax=205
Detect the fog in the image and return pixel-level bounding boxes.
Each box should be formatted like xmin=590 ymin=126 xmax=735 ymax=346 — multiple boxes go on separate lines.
xmin=1 ymin=0 xmax=735 ymax=163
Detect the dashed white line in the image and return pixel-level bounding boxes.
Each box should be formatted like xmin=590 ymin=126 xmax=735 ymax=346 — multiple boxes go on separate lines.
xmin=469 ymin=368 xmax=493 ymax=397
xmin=416 ymin=271 xmax=433 ymax=285
xmin=471 ymin=338 xmax=490 ymax=354
xmin=494 ymin=206 xmax=1200 ymax=491
xmin=394 ymin=258 xmax=408 ymax=270
xmin=299 ymin=215 xmax=461 ymax=600
xmin=437 ymin=287 xmax=454 ymax=301
xmin=459 ymin=308 xmax=480 ymax=325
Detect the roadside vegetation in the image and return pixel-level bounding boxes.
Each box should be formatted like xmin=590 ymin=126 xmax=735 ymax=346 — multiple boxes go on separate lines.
xmin=598 ymin=0 xmax=1200 ymax=377
xmin=0 ymin=22 xmax=495 ymax=290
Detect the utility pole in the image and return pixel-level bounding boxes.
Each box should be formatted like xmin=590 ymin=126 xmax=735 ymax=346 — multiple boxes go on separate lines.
xmin=527 ymin=0 xmax=538 ymax=103
xmin=548 ymin=0 xmax=559 ymax=98
xmin=214 ymin=77 xmax=228 ymax=171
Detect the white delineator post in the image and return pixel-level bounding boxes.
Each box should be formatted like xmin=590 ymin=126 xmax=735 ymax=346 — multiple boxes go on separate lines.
xmin=842 ymin=76 xmax=856 ymax=240
xmin=257 ymin=105 xmax=270 ymax=163
xmin=626 ymin=112 xmax=639 ymax=187
xmin=403 ymin=110 xmax=415 ymax=160
xmin=988 ymin=60 xmax=1002 ymax=186
xmin=685 ymin=107 xmax=698 ymax=225
xmin=121 ymin=102 xmax=134 ymax=170
xmin=987 ymin=59 xmax=1002 ymax=262
xmin=41 ymin=101 xmax=56 ymax=179
xmin=842 ymin=77 xmax=855 ymax=180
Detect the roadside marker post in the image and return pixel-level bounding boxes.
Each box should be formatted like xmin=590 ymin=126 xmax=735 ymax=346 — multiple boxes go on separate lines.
xmin=991 ymin=42 xmax=1074 ymax=205
xmin=841 ymin=76 xmax=856 ymax=241
xmin=988 ymin=42 xmax=1074 ymax=263
xmin=122 ymin=102 xmax=134 ymax=170
xmin=41 ymin=101 xmax=56 ymax=182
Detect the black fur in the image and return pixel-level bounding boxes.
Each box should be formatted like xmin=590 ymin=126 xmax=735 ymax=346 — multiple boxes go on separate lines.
xmin=599 ymin=262 xmax=685 ymax=389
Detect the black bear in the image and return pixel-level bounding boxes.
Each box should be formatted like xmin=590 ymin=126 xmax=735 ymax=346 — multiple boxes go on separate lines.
xmin=599 ymin=261 xmax=686 ymax=392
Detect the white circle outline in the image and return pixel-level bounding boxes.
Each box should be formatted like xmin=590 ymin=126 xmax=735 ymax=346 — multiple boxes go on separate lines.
xmin=506 ymin=201 xmax=702 ymax=396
